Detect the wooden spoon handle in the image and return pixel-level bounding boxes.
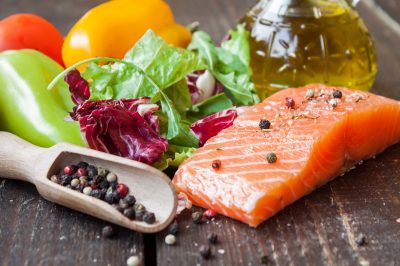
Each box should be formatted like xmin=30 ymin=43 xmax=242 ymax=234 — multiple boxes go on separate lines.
xmin=0 ymin=132 xmax=45 ymax=183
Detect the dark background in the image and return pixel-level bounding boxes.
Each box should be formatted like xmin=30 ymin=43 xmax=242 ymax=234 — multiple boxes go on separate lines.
xmin=1 ymin=1 xmax=400 ymax=265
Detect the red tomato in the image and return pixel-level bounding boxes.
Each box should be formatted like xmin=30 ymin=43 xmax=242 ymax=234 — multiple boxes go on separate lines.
xmin=0 ymin=14 xmax=64 ymax=66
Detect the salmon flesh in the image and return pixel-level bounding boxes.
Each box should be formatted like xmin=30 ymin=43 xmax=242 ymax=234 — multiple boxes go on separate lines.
xmin=173 ymin=85 xmax=400 ymax=227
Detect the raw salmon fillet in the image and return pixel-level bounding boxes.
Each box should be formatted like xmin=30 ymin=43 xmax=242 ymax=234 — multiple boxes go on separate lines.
xmin=173 ymin=85 xmax=400 ymax=227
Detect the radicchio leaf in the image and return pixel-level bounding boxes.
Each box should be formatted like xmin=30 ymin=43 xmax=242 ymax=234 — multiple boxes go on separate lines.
xmin=190 ymin=109 xmax=238 ymax=146
xmin=64 ymin=69 xmax=91 ymax=105
xmin=186 ymin=70 xmax=224 ymax=105
xmin=71 ymin=97 xmax=168 ymax=165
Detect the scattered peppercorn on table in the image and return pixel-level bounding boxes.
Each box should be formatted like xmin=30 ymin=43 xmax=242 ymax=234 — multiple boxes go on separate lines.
xmin=1 ymin=0 xmax=400 ymax=265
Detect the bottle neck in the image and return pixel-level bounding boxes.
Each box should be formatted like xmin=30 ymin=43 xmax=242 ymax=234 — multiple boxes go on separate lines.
xmin=249 ymin=0 xmax=352 ymax=19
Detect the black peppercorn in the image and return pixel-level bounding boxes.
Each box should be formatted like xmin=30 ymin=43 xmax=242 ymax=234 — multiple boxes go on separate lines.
xmin=104 ymin=193 xmax=115 ymax=204
xmin=167 ymin=220 xmax=179 ymax=235
xmin=192 ymin=212 xmax=203 ymax=224
xmin=261 ymin=255 xmax=270 ymax=265
xmin=91 ymin=189 xmax=105 ymax=200
xmin=355 ymin=234 xmax=366 ymax=246
xmin=143 ymin=212 xmax=156 ymax=224
xmin=332 ymin=90 xmax=343 ymax=99
xmin=135 ymin=209 xmax=146 ymax=221
xmin=199 ymin=245 xmax=211 ymax=259
xmin=111 ymin=191 xmax=120 ymax=202
xmin=61 ymin=175 xmax=72 ymax=186
xmin=86 ymin=165 xmax=98 ymax=177
xmin=119 ymin=199 xmax=129 ymax=209
xmin=259 ymin=119 xmax=271 ymax=130
xmin=102 ymin=225 xmax=115 ymax=238
xmin=77 ymin=161 xmax=89 ymax=168
xmin=207 ymin=233 xmax=218 ymax=244
xmin=123 ymin=207 xmax=136 ymax=220
xmin=266 ymin=152 xmax=277 ymax=164
xmin=99 ymin=180 xmax=110 ymax=189
xmin=124 ymin=195 xmax=136 ymax=206
xmin=92 ymin=175 xmax=104 ymax=184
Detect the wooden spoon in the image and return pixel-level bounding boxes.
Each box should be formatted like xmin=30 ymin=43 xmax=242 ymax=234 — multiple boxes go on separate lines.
xmin=0 ymin=132 xmax=177 ymax=233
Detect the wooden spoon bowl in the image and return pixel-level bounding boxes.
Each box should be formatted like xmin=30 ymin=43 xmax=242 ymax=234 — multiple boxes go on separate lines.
xmin=0 ymin=132 xmax=177 ymax=233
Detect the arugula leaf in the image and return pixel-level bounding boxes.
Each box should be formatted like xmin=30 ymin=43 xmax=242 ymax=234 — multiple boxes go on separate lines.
xmin=221 ymin=25 xmax=251 ymax=67
xmin=188 ymin=25 xmax=259 ymax=106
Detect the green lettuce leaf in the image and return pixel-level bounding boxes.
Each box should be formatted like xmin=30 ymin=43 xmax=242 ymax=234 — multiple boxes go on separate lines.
xmin=153 ymin=145 xmax=197 ymax=171
xmin=188 ymin=93 xmax=233 ymax=121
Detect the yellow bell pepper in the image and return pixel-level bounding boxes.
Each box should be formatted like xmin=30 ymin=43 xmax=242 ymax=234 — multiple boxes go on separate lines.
xmin=62 ymin=0 xmax=192 ymax=68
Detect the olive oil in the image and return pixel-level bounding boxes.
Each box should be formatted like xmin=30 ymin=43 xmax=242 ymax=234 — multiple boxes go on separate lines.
xmin=242 ymin=0 xmax=377 ymax=99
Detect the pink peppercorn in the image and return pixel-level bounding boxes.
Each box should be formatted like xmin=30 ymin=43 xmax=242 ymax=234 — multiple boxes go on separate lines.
xmin=76 ymin=167 xmax=87 ymax=177
xmin=203 ymin=209 xmax=217 ymax=219
xmin=63 ymin=165 xmax=75 ymax=175
xmin=116 ymin=183 xmax=129 ymax=198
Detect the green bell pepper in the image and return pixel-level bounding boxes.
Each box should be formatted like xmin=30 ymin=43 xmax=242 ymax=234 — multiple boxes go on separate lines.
xmin=0 ymin=49 xmax=84 ymax=147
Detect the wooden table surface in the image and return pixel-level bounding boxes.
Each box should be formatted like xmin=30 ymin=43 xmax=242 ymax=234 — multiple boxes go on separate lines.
xmin=1 ymin=0 xmax=400 ymax=265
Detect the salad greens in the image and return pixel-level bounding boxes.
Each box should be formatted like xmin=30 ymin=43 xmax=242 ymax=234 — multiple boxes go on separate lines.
xmin=188 ymin=26 xmax=259 ymax=105
xmin=49 ymin=25 xmax=258 ymax=171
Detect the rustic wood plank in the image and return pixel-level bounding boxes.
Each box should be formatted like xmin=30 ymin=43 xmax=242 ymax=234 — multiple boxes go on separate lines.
xmin=374 ymin=0 xmax=400 ymax=25
xmin=0 ymin=179 xmax=145 ymax=265
xmin=1 ymin=0 xmax=400 ymax=265
xmin=155 ymin=1 xmax=400 ymax=265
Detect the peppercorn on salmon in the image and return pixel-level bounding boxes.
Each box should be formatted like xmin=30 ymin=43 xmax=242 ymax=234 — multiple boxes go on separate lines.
xmin=173 ymin=85 xmax=400 ymax=227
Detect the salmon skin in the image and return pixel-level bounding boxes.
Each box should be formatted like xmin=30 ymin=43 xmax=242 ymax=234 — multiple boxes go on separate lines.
xmin=173 ymin=85 xmax=400 ymax=227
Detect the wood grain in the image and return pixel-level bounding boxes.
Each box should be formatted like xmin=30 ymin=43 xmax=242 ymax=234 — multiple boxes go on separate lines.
xmin=1 ymin=0 xmax=400 ymax=265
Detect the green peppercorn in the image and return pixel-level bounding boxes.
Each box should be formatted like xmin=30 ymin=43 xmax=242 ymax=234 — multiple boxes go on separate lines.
xmin=192 ymin=212 xmax=203 ymax=224
xmin=143 ymin=212 xmax=156 ymax=224
xmin=266 ymin=152 xmax=277 ymax=164
xmin=97 ymin=167 xmax=109 ymax=177
xmin=259 ymin=119 xmax=271 ymax=130
xmin=134 ymin=203 xmax=146 ymax=212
